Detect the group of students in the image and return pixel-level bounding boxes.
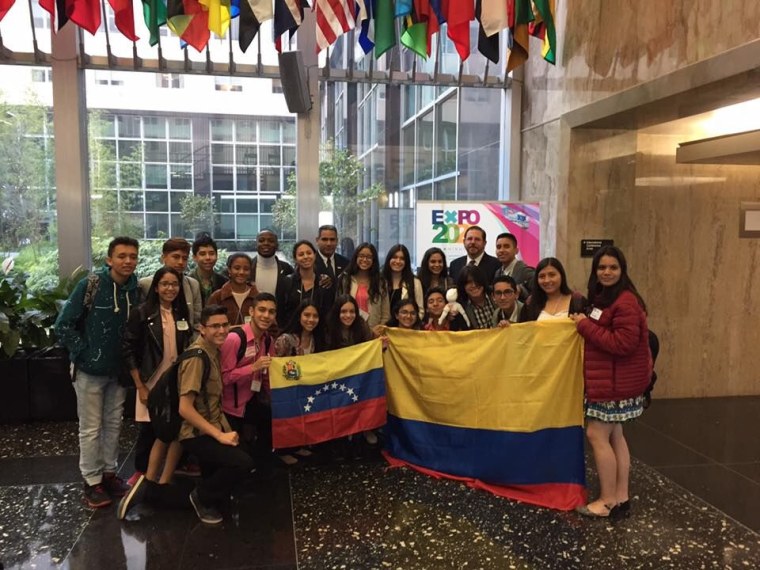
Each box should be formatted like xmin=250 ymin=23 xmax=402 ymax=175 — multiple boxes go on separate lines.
xmin=54 ymin=223 xmax=653 ymax=525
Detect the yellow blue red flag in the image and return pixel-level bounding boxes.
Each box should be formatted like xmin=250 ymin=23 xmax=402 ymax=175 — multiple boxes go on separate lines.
xmin=383 ymin=322 xmax=586 ymax=511
xmin=269 ymin=340 xmax=386 ymax=448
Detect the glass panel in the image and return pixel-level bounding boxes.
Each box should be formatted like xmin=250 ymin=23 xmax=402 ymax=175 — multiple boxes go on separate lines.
xmin=260 ymin=145 xmax=281 ymax=166
xmin=214 ymin=193 xmax=235 ymax=213
xmin=145 ymin=164 xmax=167 ymax=189
xmin=212 ymin=144 xmax=234 ymax=164
xmin=146 ymin=213 xmax=170 ymax=237
xmin=212 ymin=166 xmax=234 ymax=190
xmin=170 ymin=191 xmax=190 ymax=211
xmin=260 ymin=167 xmax=280 ymax=192
xmin=117 ymin=115 xmax=141 ymax=138
xmin=119 ymin=162 xmax=142 ymax=188
xmin=215 ymin=214 xmax=236 ymax=239
xmin=143 ymin=117 xmax=165 ymax=139
xmin=236 ymin=167 xmax=257 ymax=191
xmin=170 ymin=165 xmax=192 ymax=189
xmin=118 ymin=140 xmax=141 ymax=160
xmin=95 ymin=114 xmax=116 ymax=137
xmin=260 ymin=120 xmax=281 ymax=143
xmin=283 ymin=120 xmax=295 ymax=144
xmin=402 ymin=125 xmax=415 ymax=186
xmin=170 ymin=214 xmax=189 ymax=237
xmin=211 ymin=118 xmax=233 ymax=141
xmin=236 ymin=120 xmax=257 ymax=142
xmin=92 ymin=161 xmax=117 ymax=188
xmin=435 ymin=94 xmax=457 ymax=177
xmin=260 ymin=198 xmax=276 ymax=213
xmin=417 ymin=111 xmax=434 ymax=182
xmin=169 ymin=141 xmax=192 ymax=163
xmin=236 ymin=197 xmax=258 ymax=213
xmin=145 ymin=190 xmax=169 ymax=211
xmin=144 ymin=140 xmax=167 ymax=162
xmin=417 ymin=184 xmax=433 ymax=201
xmin=237 ymin=215 xmax=259 ymax=239
xmin=122 ymin=190 xmax=144 ymax=211
xmin=236 ymin=145 xmax=257 ymax=166
xmin=435 ymin=177 xmax=456 ymax=200
xmin=168 ymin=118 xmax=192 ymax=140
xmin=283 ymin=146 xmax=296 ymax=166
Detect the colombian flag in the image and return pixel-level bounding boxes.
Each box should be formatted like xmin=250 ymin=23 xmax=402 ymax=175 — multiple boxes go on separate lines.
xmin=269 ymin=340 xmax=386 ymax=448
xmin=383 ymin=323 xmax=586 ymax=511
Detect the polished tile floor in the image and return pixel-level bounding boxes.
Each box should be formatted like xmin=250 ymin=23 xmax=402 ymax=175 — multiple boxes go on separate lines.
xmin=1 ymin=397 xmax=759 ymax=569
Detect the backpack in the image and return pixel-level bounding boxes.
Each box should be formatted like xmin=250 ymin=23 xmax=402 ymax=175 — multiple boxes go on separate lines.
xmin=643 ymin=330 xmax=660 ymax=409
xmin=148 ymin=347 xmax=210 ymax=443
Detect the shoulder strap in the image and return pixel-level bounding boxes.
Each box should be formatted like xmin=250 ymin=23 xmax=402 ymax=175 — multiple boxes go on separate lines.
xmin=231 ymin=327 xmax=247 ymax=363
xmin=177 ymin=347 xmax=211 ymax=383
xmin=82 ymin=273 xmax=100 ymax=315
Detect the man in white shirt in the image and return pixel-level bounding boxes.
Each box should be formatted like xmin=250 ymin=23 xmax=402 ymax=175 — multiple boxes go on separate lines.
xmin=250 ymin=229 xmax=293 ymax=295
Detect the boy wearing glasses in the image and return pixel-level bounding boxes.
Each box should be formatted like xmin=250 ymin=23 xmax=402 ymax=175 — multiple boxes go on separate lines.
xmin=491 ymin=275 xmax=524 ymax=327
xmin=177 ymin=304 xmax=255 ymax=525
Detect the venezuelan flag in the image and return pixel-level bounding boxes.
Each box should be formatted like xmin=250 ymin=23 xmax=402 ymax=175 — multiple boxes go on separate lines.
xmin=269 ymin=340 xmax=386 ymax=448
xmin=383 ymin=323 xmax=586 ymax=511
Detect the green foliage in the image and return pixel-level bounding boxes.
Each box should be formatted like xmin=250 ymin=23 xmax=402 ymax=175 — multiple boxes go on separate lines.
xmin=0 ymin=262 xmax=86 ymax=358
xmin=180 ymin=194 xmax=216 ymax=237
xmin=272 ymin=140 xmax=386 ymax=239
xmin=0 ymin=95 xmax=55 ymax=251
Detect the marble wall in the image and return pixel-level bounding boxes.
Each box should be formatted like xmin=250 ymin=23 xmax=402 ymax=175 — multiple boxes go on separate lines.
xmin=520 ymin=2 xmax=760 ymax=396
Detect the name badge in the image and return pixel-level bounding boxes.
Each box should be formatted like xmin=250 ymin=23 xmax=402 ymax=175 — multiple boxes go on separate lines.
xmin=250 ymin=379 xmax=262 ymax=392
xmin=176 ymin=319 xmax=189 ymax=331
xmin=589 ymin=308 xmax=603 ymax=320
xmin=244 ymin=315 xmax=252 ymax=325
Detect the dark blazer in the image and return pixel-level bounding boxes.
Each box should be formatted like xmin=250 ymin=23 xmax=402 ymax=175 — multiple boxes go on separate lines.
xmin=314 ymin=252 xmax=349 ymax=305
xmin=449 ymin=252 xmax=501 ymax=283
xmin=251 ymin=255 xmax=294 ymax=294
xmin=494 ymin=260 xmax=535 ymax=302
xmin=275 ymin=271 xmax=332 ymax=328
xmin=122 ymin=303 xmax=193 ymax=383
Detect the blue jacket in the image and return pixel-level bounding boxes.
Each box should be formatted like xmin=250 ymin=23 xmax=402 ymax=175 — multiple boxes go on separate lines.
xmin=54 ymin=266 xmax=141 ymax=376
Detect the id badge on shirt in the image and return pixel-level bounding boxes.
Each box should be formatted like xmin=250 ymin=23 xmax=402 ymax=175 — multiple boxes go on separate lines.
xmin=250 ymin=378 xmax=262 ymax=392
xmin=176 ymin=319 xmax=189 ymax=331
xmin=589 ymin=307 xmax=603 ymax=321
xmin=244 ymin=315 xmax=252 ymax=325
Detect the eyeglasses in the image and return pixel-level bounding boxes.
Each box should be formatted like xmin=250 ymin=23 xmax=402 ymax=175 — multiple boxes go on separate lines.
xmin=204 ymin=322 xmax=231 ymax=330
xmin=158 ymin=281 xmax=180 ymax=288
xmin=398 ymin=310 xmax=416 ymax=317
xmin=493 ymin=290 xmax=515 ymax=297
xmin=357 ymin=254 xmax=373 ymax=260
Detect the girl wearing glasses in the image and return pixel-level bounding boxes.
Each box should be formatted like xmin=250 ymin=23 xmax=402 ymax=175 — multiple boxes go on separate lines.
xmin=386 ymin=299 xmax=422 ymax=330
xmin=120 ymin=267 xmax=192 ymax=515
xmin=337 ymin=243 xmax=389 ymax=337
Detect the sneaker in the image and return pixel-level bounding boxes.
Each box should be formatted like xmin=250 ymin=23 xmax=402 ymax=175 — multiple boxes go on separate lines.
xmin=189 ymin=488 xmax=223 ymax=525
xmin=127 ymin=471 xmax=144 ymax=487
xmin=117 ymin=474 xmax=147 ymax=520
xmin=83 ymin=483 xmax=113 ymax=508
xmin=174 ymin=462 xmax=202 ymax=477
xmin=103 ymin=473 xmax=130 ymax=498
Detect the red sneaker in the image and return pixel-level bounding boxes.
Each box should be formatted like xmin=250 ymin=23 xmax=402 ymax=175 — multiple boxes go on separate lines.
xmin=127 ymin=471 xmax=144 ymax=487
xmin=102 ymin=472 xmax=130 ymax=497
xmin=83 ymin=483 xmax=112 ymax=508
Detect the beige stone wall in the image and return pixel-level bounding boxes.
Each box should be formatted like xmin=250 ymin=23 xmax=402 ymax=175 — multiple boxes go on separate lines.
xmin=520 ymin=2 xmax=760 ymax=396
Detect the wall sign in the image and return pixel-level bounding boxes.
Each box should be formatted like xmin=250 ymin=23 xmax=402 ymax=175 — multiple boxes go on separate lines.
xmin=580 ymin=239 xmax=614 ymax=258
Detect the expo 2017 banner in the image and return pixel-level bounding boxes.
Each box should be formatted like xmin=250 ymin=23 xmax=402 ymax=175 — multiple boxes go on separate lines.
xmin=415 ymin=201 xmax=541 ymax=268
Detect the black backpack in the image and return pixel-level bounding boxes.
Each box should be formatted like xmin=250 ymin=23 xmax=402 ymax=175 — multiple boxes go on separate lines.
xmin=148 ymin=347 xmax=210 ymax=443
xmin=643 ymin=330 xmax=660 ymax=409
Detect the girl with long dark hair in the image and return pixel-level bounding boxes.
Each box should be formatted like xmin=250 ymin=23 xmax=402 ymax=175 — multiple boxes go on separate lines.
xmin=570 ymin=246 xmax=652 ymax=518
xmin=382 ymin=244 xmax=424 ymax=319
xmin=386 ymin=298 xmax=422 ymax=330
xmin=337 ymin=243 xmax=389 ymax=335
xmin=519 ymin=257 xmax=586 ymax=322
xmin=277 ymin=240 xmax=328 ymax=328
xmin=417 ymin=247 xmax=454 ymax=293
xmin=275 ymin=299 xmax=326 ymax=356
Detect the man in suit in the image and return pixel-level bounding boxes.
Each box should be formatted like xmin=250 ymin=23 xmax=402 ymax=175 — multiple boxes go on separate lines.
xmin=251 ymin=229 xmax=293 ymax=296
xmin=449 ymin=226 xmax=501 ymax=282
xmin=314 ymin=225 xmax=349 ymax=302
xmin=493 ymin=232 xmax=535 ymax=302
xmin=139 ymin=237 xmax=202 ymax=328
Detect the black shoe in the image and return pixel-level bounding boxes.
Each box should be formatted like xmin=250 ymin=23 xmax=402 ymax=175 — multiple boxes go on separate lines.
xmin=610 ymin=500 xmax=631 ymax=519
xmin=103 ymin=472 xmax=130 ymax=498
xmin=83 ymin=483 xmax=112 ymax=508
xmin=117 ymin=474 xmax=147 ymax=520
xmin=189 ymin=489 xmax=223 ymax=525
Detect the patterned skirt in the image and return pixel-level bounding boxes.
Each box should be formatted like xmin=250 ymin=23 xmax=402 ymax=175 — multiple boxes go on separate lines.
xmin=585 ymin=395 xmax=646 ymax=423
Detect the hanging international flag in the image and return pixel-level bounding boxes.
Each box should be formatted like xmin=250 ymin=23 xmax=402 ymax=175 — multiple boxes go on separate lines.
xmin=38 ymin=0 xmax=68 ymax=31
xmin=475 ymin=0 xmax=498 ymax=63
xmin=442 ymin=0 xmax=473 ymax=61
xmin=506 ymin=0 xmax=532 ymax=71
xmin=394 ymin=0 xmax=410 ymax=17
xmin=529 ymin=0 xmax=556 ymax=64
xmin=238 ymin=0 xmax=261 ymax=51
xmin=373 ymin=0 xmax=394 ymax=57
xmin=413 ymin=0 xmax=439 ymax=57
xmin=314 ymin=0 xmax=355 ymax=52
xmin=269 ymin=340 xmax=386 ymax=448
xmin=274 ymin=0 xmax=308 ymax=49
xmin=383 ymin=324 xmax=587 ymax=511
xmin=142 ymin=0 xmax=167 ymax=45
xmin=0 ymin=0 xmax=15 ymax=22
xmin=354 ymin=0 xmax=373 ymax=54
xmin=108 ymin=0 xmax=139 ymax=40
xmin=199 ymin=0 xmax=231 ymax=37
xmin=400 ymin=13 xmax=427 ymax=59
xmin=479 ymin=0 xmax=506 ymax=37
xmin=68 ymin=0 xmax=101 ymax=34
xmin=167 ymin=0 xmax=210 ymax=51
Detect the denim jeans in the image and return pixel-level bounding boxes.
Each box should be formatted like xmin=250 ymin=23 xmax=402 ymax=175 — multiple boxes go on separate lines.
xmin=74 ymin=370 xmax=126 ymax=486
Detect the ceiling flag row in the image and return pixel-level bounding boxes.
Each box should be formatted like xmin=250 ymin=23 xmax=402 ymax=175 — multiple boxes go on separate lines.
xmin=0 ymin=0 xmax=556 ymax=68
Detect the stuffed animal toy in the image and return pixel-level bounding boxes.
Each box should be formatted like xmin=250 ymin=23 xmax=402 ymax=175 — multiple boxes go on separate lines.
xmin=438 ymin=288 xmax=471 ymax=328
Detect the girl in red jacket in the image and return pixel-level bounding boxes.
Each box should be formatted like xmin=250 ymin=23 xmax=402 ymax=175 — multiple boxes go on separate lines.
xmin=570 ymin=246 xmax=652 ymax=518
